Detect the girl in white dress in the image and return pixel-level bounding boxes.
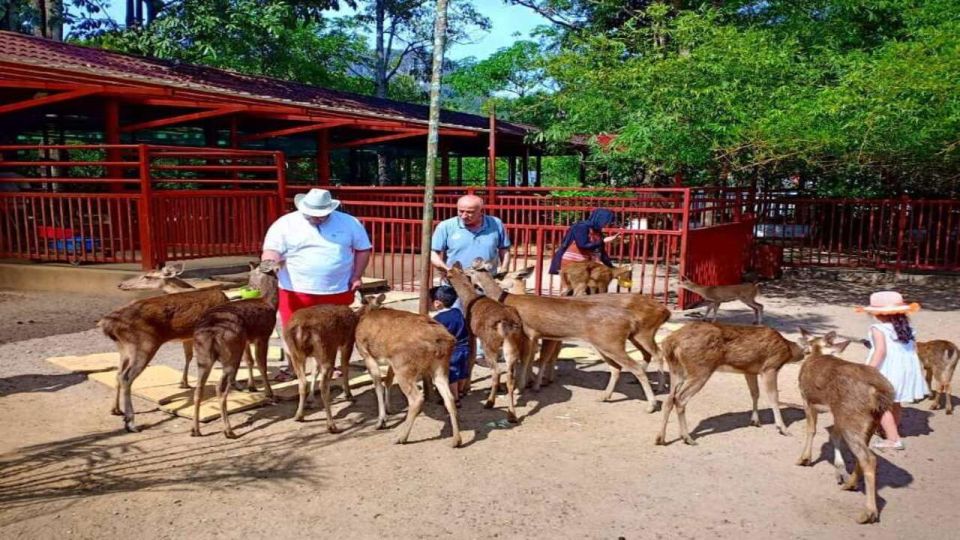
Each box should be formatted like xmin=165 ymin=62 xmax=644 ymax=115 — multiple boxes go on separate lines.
xmin=860 ymin=291 xmax=929 ymax=450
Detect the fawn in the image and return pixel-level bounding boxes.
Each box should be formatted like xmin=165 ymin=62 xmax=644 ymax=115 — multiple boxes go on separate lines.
xmin=560 ymin=261 xmax=632 ymax=296
xmin=655 ymin=322 xmax=803 ymax=445
xmin=446 ymin=262 xmax=526 ymax=422
xmin=796 ymin=329 xmax=894 ymax=524
xmin=190 ymin=261 xmax=280 ymax=439
xmin=917 ymin=339 xmax=958 ymax=414
xmin=354 ymin=294 xmax=462 ymax=447
xmin=284 ymin=304 xmax=359 ymax=432
xmin=679 ymin=276 xmax=763 ymax=325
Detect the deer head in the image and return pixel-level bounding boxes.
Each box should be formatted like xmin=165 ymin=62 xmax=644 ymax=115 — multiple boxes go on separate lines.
xmin=797 ymin=328 xmax=851 ymax=359
xmin=248 ymin=260 xmax=281 ymax=307
xmin=117 ymin=263 xmax=193 ymax=292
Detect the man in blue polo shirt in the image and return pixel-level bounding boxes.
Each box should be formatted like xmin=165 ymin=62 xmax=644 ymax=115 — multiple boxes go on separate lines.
xmin=430 ymin=194 xmax=511 ymax=274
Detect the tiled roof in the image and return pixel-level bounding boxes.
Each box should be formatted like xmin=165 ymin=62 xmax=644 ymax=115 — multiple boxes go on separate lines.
xmin=0 ymin=31 xmax=533 ymax=136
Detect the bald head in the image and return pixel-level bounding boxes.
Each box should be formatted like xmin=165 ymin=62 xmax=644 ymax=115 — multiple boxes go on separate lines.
xmin=457 ymin=194 xmax=484 ymax=228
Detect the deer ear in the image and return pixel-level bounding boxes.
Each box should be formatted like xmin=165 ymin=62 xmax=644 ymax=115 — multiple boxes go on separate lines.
xmin=375 ymin=293 xmax=386 ymax=305
xmin=824 ymin=331 xmax=838 ymax=343
xmin=512 ymin=266 xmax=535 ymax=279
xmin=831 ymin=339 xmax=851 ymax=354
xmin=471 ymin=257 xmax=486 ymax=270
xmin=452 ymin=261 xmax=463 ymax=271
xmin=493 ymin=270 xmax=507 ymax=280
xmin=249 ymin=261 xmax=259 ymax=271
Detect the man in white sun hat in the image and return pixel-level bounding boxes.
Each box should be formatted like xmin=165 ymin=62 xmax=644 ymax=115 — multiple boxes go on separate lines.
xmin=262 ymin=188 xmax=372 ymax=381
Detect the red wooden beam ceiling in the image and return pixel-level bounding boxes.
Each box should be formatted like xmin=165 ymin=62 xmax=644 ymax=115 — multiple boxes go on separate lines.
xmin=0 ymin=87 xmax=101 ymax=115
xmin=332 ymin=130 xmax=428 ymax=149
xmin=120 ymin=106 xmax=245 ymax=133
xmin=239 ymin=120 xmax=353 ymax=142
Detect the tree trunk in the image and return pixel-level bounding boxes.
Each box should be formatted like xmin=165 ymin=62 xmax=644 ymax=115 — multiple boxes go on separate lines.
xmin=418 ymin=0 xmax=450 ymax=315
xmin=373 ymin=1 xmax=391 ymax=185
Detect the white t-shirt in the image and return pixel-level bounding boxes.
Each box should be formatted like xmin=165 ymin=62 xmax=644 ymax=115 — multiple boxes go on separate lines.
xmin=263 ymin=211 xmax=372 ymax=294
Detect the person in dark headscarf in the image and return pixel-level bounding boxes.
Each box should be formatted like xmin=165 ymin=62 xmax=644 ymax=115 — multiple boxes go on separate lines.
xmin=548 ymin=208 xmax=621 ymax=275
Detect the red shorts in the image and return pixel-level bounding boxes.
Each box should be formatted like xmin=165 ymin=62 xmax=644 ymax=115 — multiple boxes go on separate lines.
xmin=278 ymin=288 xmax=355 ymax=326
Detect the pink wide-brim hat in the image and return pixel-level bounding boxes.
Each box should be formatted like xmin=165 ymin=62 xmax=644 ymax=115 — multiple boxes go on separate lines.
xmin=856 ymin=291 xmax=920 ymax=315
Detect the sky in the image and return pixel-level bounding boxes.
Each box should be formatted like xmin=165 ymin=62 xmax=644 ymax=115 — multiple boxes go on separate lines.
xmin=89 ymin=1 xmax=549 ymax=61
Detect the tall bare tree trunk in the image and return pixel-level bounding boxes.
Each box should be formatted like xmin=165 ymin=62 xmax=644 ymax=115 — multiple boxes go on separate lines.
xmin=418 ymin=0 xmax=450 ymax=315
xmin=374 ymin=0 xmax=390 ymax=185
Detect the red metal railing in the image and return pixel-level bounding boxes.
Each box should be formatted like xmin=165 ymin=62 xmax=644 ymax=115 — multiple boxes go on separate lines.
xmin=0 ymin=144 xmax=283 ymax=269
xmin=753 ymin=195 xmax=960 ymax=271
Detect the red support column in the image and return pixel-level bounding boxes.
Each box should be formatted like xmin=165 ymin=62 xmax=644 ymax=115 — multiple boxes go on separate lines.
xmin=275 ymin=151 xmax=288 ymax=219
xmin=137 ymin=144 xmax=156 ymax=270
xmin=487 ymin=106 xmax=497 ymax=205
xmin=316 ymin=130 xmax=331 ymax=185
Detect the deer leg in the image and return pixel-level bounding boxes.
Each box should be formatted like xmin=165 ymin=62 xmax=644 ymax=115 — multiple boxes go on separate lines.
xmin=538 ymin=339 xmax=561 ymax=388
xmin=846 ymin=435 xmax=880 ymax=524
xmin=394 ymin=375 xmax=425 ymax=445
xmin=518 ymin=331 xmax=538 ymax=390
xmin=796 ymin=404 xmax=818 ymax=466
xmin=309 ymin=356 xmax=322 ymax=407
xmin=121 ymin=343 xmax=160 ymax=433
xmin=761 ymin=369 xmax=788 ymax=435
xmin=708 ymin=302 xmax=720 ymax=322
xmin=745 ymin=373 xmax=761 ymax=427
xmin=484 ymin=341 xmax=501 ymax=409
xmin=361 ymin=354 xmax=388 ymax=429
xmin=674 ymin=373 xmax=711 ymax=445
xmin=432 ymin=367 xmax=462 ymax=448
xmin=318 ymin=345 xmax=340 ymax=434
xmin=503 ymin=336 xmax=521 ymax=423
xmin=291 ymin=349 xmax=310 ymax=422
xmin=180 ymin=340 xmax=194 ymax=389
xmin=339 ymin=340 xmax=354 ymax=400
xmin=254 ymin=338 xmax=274 ymax=399
xmin=827 ymin=426 xmax=851 ymax=485
xmin=241 ymin=344 xmax=257 ymax=392
xmin=598 ymin=357 xmax=622 ymax=402
xmin=655 ymin=374 xmax=683 ymax=445
xmin=601 ymin=347 xmax=657 ymax=413
xmin=191 ymin=357 xmax=214 ymax=437
xmin=217 ymin=361 xmax=238 ymax=439
xmin=945 ymin=381 xmax=953 ymax=415
xmin=112 ymin=344 xmax=134 ymax=416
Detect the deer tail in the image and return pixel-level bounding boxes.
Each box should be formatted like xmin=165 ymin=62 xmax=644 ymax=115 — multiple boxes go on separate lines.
xmin=871 ymin=384 xmax=895 ymax=418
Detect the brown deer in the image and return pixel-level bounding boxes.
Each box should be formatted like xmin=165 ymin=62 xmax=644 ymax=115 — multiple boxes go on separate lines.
xmin=476 ymin=259 xmax=670 ymax=393
xmin=354 ymin=294 xmax=462 ymax=447
xmin=190 ymin=261 xmax=280 ymax=439
xmin=917 ymin=339 xmax=958 ymax=414
xmin=655 ymin=322 xmax=803 ymax=445
xmin=446 ymin=262 xmax=526 ymax=423
xmin=466 ymin=261 xmax=661 ymax=412
xmin=117 ymin=262 xmax=261 ymax=392
xmin=560 ymin=261 xmax=632 ymax=296
xmin=284 ymin=304 xmax=359 ymax=432
xmin=796 ymin=330 xmax=894 ymax=524
xmin=679 ymin=276 xmax=763 ymax=325
xmin=100 ymin=275 xmax=231 ymax=432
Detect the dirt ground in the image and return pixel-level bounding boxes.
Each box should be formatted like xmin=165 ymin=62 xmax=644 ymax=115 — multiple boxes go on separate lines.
xmin=1 ymin=276 xmax=959 ymax=539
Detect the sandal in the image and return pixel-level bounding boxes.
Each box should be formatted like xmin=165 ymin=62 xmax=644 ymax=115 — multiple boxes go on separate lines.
xmin=871 ymin=439 xmax=905 ymax=451
xmin=274 ymin=368 xmax=295 ymax=383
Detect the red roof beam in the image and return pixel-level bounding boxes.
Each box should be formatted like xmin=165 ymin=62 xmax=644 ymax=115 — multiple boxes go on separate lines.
xmin=332 ymin=130 xmax=429 ymax=149
xmin=0 ymin=87 xmax=100 ymax=115
xmin=120 ymin=106 xmax=245 ymax=133
xmin=239 ymin=120 xmax=353 ymax=142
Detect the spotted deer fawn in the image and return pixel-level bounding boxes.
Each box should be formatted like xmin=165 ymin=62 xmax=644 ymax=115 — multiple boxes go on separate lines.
xmin=679 ymin=276 xmax=763 ymax=324
xmin=190 ymin=261 xmax=280 ymax=439
xmin=917 ymin=339 xmax=958 ymax=414
xmin=560 ymin=261 xmax=632 ymax=296
xmin=284 ymin=304 xmax=359 ymax=432
xmin=446 ymin=262 xmax=526 ymax=423
xmin=354 ymin=294 xmax=462 ymax=447
xmin=655 ymin=322 xmax=803 ymax=445
xmin=796 ymin=329 xmax=894 ymax=524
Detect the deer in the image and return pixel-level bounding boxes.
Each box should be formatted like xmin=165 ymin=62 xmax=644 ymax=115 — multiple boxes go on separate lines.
xmin=445 ymin=262 xmax=526 ymax=423
xmin=654 ymin=321 xmax=804 ymax=446
xmin=466 ymin=260 xmax=661 ymax=413
xmin=795 ymin=329 xmax=895 ymax=524
xmin=117 ymin=262 xmax=261 ymax=392
xmin=560 ymin=261 xmax=632 ymax=296
xmin=190 ymin=261 xmax=280 ymax=439
xmin=917 ymin=339 xmax=958 ymax=414
xmin=354 ymin=293 xmax=462 ymax=447
xmin=100 ymin=273 xmax=232 ymax=432
xmin=679 ymin=276 xmax=763 ymax=325
xmin=284 ymin=304 xmax=359 ymax=432
xmin=477 ymin=259 xmax=671 ymax=394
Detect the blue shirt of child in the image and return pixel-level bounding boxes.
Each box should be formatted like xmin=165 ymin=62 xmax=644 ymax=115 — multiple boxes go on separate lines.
xmin=433 ymin=307 xmax=471 ymax=354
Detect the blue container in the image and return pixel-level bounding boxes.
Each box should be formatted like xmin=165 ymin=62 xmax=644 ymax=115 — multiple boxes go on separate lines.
xmin=52 ymin=236 xmax=97 ymax=253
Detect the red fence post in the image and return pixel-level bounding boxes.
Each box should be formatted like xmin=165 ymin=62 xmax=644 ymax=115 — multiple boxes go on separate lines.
xmin=677 ymin=188 xmax=692 ymax=309
xmin=894 ymin=194 xmax=910 ymax=274
xmin=274 ymin=151 xmax=287 ymax=223
xmin=137 ymin=144 xmax=156 ymax=270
